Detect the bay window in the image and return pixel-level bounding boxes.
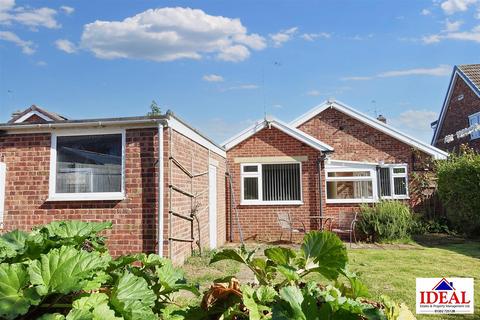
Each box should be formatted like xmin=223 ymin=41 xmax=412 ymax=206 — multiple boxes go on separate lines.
xmin=241 ymin=162 xmax=302 ymax=205
xmin=49 ymin=130 xmax=125 ymax=201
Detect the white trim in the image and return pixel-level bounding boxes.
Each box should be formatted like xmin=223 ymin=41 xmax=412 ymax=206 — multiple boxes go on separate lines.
xmin=223 ymin=118 xmax=334 ymax=152
xmin=0 ymin=162 xmax=6 ymax=229
xmin=378 ymin=164 xmax=410 ymax=199
xmin=290 ymin=100 xmax=448 ymax=160
xmin=167 ymin=116 xmax=226 ymax=157
xmin=48 ymin=128 xmax=126 ymax=202
xmin=468 ymin=111 xmax=480 ymax=140
xmin=14 ymin=110 xmax=54 ymax=123
xmin=240 ymin=162 xmax=304 ymax=206
xmin=432 ymin=68 xmax=480 ymax=145
xmin=158 ymin=124 xmax=164 ymax=257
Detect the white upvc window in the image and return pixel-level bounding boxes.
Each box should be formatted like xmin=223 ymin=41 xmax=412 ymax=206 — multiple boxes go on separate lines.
xmin=468 ymin=111 xmax=480 ymax=140
xmin=325 ymin=163 xmax=377 ymax=204
xmin=378 ymin=164 xmax=409 ymax=199
xmin=48 ymin=129 xmax=126 ymax=201
xmin=240 ymin=162 xmax=303 ymax=205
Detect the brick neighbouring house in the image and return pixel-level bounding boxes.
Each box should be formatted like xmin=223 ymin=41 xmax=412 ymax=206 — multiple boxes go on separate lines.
xmin=0 ymin=105 xmax=226 ymax=264
xmin=223 ymin=100 xmax=448 ymax=242
xmin=431 ymin=64 xmax=480 ymax=153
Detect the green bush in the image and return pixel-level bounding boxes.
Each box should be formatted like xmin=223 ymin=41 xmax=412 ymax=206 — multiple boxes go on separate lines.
xmin=0 ymin=221 xmax=414 ymax=319
xmin=357 ymin=201 xmax=414 ymax=242
xmin=436 ymin=148 xmax=480 ymax=236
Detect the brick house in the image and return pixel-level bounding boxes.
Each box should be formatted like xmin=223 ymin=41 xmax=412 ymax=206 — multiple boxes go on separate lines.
xmin=223 ymin=100 xmax=447 ymax=242
xmin=0 ymin=105 xmax=226 ymax=264
xmin=431 ymin=64 xmax=480 ymax=152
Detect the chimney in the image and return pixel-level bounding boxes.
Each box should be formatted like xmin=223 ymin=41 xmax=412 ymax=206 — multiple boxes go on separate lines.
xmin=377 ymin=114 xmax=387 ymax=123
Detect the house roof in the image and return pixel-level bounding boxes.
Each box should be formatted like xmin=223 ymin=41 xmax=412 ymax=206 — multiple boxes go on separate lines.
xmin=431 ymin=65 xmax=480 ymax=145
xmin=8 ymin=105 xmax=68 ymax=124
xmin=290 ymin=99 xmax=448 ymax=160
xmin=222 ymin=117 xmax=334 ymax=152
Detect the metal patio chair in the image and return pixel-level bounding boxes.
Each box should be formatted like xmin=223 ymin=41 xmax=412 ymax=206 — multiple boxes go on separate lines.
xmin=276 ymin=212 xmax=306 ymax=242
xmin=331 ymin=212 xmax=358 ymax=246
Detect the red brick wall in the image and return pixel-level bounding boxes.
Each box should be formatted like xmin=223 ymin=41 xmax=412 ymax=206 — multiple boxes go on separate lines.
xmin=164 ymin=128 xmax=226 ymax=264
xmin=226 ymin=126 xmax=321 ymax=242
xmin=0 ymin=127 xmax=226 ymax=263
xmin=433 ymin=76 xmax=480 ymax=152
xmin=23 ymin=114 xmax=48 ymax=124
xmin=0 ymin=129 xmax=159 ymax=256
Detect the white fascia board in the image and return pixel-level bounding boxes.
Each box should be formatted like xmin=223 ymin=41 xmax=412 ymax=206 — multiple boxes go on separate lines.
xmin=290 ymin=100 xmax=448 ymax=160
xmin=167 ymin=116 xmax=226 ymax=158
xmin=223 ymin=118 xmax=334 ymax=152
xmin=432 ymin=68 xmax=480 ymax=145
xmin=14 ymin=110 xmax=54 ymax=123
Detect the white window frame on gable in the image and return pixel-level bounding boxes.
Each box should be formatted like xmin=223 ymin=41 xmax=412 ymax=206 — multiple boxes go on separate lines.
xmin=325 ymin=161 xmax=377 ymax=204
xmin=48 ymin=128 xmax=126 ymax=201
xmin=240 ymin=162 xmax=303 ymax=205
xmin=378 ymin=164 xmax=409 ymax=200
xmin=468 ymin=111 xmax=480 ymax=140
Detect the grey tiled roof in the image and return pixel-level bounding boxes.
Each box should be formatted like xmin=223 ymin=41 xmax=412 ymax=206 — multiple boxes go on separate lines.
xmin=458 ymin=64 xmax=480 ymax=91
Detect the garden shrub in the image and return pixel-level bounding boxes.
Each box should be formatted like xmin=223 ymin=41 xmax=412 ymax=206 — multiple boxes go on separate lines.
xmin=357 ymin=201 xmax=414 ymax=242
xmin=436 ymin=148 xmax=480 ymax=236
xmin=0 ymin=221 xmax=415 ymax=319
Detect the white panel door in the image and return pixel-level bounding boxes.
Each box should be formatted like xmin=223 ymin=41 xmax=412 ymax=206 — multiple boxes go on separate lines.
xmin=208 ymin=164 xmax=217 ymax=249
xmin=0 ymin=162 xmax=6 ymax=228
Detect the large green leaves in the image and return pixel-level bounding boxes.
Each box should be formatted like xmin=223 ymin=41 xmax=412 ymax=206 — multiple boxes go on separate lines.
xmin=110 ymin=271 xmax=157 ymax=320
xmin=66 ymin=293 xmax=122 ymax=320
xmin=28 ymin=246 xmax=109 ymax=295
xmin=0 ymin=230 xmax=29 ymax=262
xmin=40 ymin=220 xmax=112 ymax=239
xmin=300 ymin=231 xmax=348 ymax=280
xmin=0 ymin=263 xmax=40 ymax=320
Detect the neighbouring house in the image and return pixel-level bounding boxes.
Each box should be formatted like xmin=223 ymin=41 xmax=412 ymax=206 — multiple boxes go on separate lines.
xmin=223 ymin=100 xmax=448 ymax=242
xmin=431 ymin=64 xmax=480 ymax=152
xmin=0 ymin=105 xmax=226 ymax=264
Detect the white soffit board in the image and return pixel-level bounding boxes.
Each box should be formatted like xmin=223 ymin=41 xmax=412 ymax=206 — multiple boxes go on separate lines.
xmin=290 ymin=100 xmax=448 ymax=160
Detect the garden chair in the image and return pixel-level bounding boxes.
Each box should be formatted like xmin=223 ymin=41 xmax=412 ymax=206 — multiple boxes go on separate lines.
xmin=331 ymin=212 xmax=358 ymax=246
xmin=276 ymin=212 xmax=306 ymax=242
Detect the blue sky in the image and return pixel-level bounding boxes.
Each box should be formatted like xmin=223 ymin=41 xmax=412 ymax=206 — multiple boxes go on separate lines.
xmin=1 ymin=0 xmax=479 ymax=143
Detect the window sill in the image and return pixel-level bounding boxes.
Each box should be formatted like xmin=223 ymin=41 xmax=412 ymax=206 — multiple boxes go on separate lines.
xmin=240 ymin=201 xmax=304 ymax=206
xmin=47 ymin=192 xmax=126 ymax=202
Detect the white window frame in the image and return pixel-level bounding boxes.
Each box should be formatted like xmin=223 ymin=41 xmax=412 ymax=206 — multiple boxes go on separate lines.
xmin=379 ymin=164 xmax=409 ymax=200
xmin=325 ymin=162 xmax=377 ymax=204
xmin=468 ymin=111 xmax=480 ymax=140
xmin=240 ymin=162 xmax=303 ymax=205
xmin=48 ymin=128 xmax=126 ymax=201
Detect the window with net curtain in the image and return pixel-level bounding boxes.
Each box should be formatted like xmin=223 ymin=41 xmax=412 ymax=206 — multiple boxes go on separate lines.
xmin=326 ymin=171 xmax=374 ymax=201
xmin=55 ymin=134 xmax=122 ymax=193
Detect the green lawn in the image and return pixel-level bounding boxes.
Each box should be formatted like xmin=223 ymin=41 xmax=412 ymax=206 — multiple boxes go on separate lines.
xmin=183 ymin=236 xmax=480 ymax=320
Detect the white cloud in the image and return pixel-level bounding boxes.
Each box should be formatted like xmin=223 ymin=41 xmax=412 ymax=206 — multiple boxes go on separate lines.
xmin=272 ymin=104 xmax=283 ymax=109
xmin=444 ymin=19 xmax=463 ymax=31
xmin=440 ymin=0 xmax=477 ymax=15
xmin=60 ymin=6 xmax=74 ymax=15
xmin=55 ymin=39 xmax=77 ymax=53
xmin=421 ymin=9 xmax=432 ymax=15
xmin=223 ymin=84 xmax=259 ymax=91
xmin=80 ymin=7 xmax=266 ymax=62
xmin=306 ymin=89 xmax=321 ymax=96
xmin=0 ymin=1 xmax=59 ymax=29
xmin=269 ymin=27 xmax=298 ymax=47
xmin=343 ymin=65 xmax=451 ymax=80
xmin=0 ymin=30 xmax=35 ymax=54
xmin=423 ymin=24 xmax=480 ymax=43
xmin=36 ymin=60 xmax=47 ymax=66
xmin=203 ymin=74 xmax=224 ymax=82
xmin=390 ymin=109 xmax=438 ymax=143
xmin=301 ymin=32 xmax=331 ymax=41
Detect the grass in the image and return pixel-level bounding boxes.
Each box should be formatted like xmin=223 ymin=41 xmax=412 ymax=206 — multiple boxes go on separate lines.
xmin=182 ymin=235 xmax=480 ymax=320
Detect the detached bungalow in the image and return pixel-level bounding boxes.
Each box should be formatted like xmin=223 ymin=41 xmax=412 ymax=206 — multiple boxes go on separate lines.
xmin=0 ymin=105 xmax=226 ymax=264
xmin=223 ymin=100 xmax=447 ymax=241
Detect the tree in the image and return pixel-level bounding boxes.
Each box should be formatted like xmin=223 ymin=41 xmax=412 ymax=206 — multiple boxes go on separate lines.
xmin=147 ymin=100 xmax=161 ymax=117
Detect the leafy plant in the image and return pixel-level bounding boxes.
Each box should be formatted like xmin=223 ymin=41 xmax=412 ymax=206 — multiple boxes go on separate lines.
xmin=0 ymin=221 xmax=197 ymax=320
xmin=195 ymin=231 xmax=415 ymax=319
xmin=357 ymin=201 xmax=415 ymax=242
xmin=436 ymin=147 xmax=480 ymax=236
